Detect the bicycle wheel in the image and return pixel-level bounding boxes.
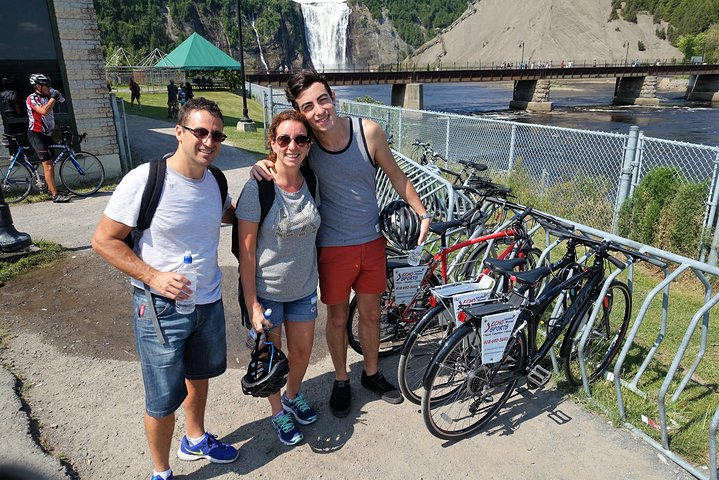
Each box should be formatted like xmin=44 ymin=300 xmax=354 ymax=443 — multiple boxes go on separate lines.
xmin=59 ymin=151 xmax=105 ymax=196
xmin=563 ymin=280 xmax=631 ymax=386
xmin=421 ymin=322 xmax=526 ymax=440
xmin=398 ymin=304 xmax=455 ymax=404
xmin=0 ymin=160 xmax=32 ymax=203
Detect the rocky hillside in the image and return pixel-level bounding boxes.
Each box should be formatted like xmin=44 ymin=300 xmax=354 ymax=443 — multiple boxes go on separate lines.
xmin=411 ymin=0 xmax=683 ymax=67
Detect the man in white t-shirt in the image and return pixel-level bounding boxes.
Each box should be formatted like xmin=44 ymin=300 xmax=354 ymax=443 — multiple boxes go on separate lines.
xmin=92 ymin=97 xmax=238 ymax=480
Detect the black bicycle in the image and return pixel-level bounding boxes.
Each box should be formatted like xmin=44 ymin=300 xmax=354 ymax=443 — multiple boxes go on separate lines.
xmin=1 ymin=129 xmax=105 ymax=202
xmin=420 ymin=227 xmax=651 ymax=440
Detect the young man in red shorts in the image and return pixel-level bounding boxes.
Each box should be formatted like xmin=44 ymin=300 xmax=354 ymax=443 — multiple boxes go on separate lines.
xmin=253 ymin=69 xmax=430 ymax=417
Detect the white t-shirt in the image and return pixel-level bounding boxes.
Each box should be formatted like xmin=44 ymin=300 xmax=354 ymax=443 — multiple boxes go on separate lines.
xmin=104 ymin=162 xmax=232 ymax=304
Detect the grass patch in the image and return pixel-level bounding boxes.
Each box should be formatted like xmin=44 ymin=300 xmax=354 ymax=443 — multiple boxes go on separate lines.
xmin=0 ymin=241 xmax=65 ymax=283
xmin=119 ymin=89 xmax=268 ymax=160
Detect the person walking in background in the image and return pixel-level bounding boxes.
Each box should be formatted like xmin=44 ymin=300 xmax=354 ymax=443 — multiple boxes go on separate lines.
xmin=252 ymin=69 xmax=430 ymax=418
xmin=237 ymin=110 xmax=320 ymax=446
xmin=184 ymin=81 xmax=194 ymax=101
xmin=25 ymin=73 xmax=71 ymax=203
xmin=92 ymin=97 xmax=238 ymax=480
xmin=167 ymin=80 xmax=179 ymax=118
xmin=129 ymin=76 xmax=142 ymax=111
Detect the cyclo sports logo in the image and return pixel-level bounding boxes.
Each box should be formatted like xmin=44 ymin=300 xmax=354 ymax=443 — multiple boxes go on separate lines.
xmin=397 ymin=270 xmax=422 ymax=282
xmin=484 ymin=318 xmax=513 ymax=334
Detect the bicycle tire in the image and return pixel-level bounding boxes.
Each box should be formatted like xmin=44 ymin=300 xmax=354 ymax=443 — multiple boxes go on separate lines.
xmin=397 ymin=304 xmax=454 ymax=404
xmin=421 ymin=322 xmax=526 ymax=440
xmin=347 ymin=264 xmax=440 ymax=357
xmin=562 ymin=280 xmax=631 ymax=386
xmin=59 ymin=151 xmax=105 ymax=196
xmin=1 ymin=160 xmax=33 ymax=203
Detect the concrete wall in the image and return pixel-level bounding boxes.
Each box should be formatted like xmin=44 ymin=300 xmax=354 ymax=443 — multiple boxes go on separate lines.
xmin=53 ymin=0 xmax=121 ymax=178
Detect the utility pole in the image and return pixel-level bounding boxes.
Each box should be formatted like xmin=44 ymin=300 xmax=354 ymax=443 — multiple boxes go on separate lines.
xmin=623 ymin=41 xmax=630 ymax=67
xmin=236 ymin=0 xmax=256 ymax=132
xmin=519 ymin=41 xmax=525 ymax=68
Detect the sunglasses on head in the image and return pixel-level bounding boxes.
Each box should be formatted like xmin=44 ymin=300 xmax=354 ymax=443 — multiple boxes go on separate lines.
xmin=275 ymin=134 xmax=311 ymax=148
xmin=180 ymin=125 xmax=227 ymax=142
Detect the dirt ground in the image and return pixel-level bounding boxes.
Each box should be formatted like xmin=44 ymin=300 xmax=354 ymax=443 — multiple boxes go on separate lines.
xmin=0 ymin=249 xmax=696 ymax=480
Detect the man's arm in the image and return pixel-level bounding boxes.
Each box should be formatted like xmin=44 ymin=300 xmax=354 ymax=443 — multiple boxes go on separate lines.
xmin=250 ymin=159 xmax=275 ymax=181
xmin=364 ymin=120 xmax=431 ymax=244
xmin=91 ymin=215 xmax=191 ymax=299
xmin=31 ymin=96 xmax=57 ymax=117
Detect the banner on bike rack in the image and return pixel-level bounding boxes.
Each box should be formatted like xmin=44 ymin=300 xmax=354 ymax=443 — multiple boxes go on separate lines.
xmin=480 ymin=310 xmax=521 ymax=364
xmin=451 ymin=289 xmax=493 ymax=325
xmin=393 ymin=266 xmax=428 ymax=306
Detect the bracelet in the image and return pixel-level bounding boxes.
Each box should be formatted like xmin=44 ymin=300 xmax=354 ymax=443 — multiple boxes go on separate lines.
xmin=419 ymin=212 xmax=432 ymax=220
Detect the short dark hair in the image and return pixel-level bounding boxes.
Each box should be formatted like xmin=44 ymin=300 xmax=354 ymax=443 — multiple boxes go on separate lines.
xmin=178 ymin=97 xmax=224 ymax=125
xmin=285 ymin=69 xmax=333 ymax=110
xmin=267 ymin=110 xmax=313 ymax=163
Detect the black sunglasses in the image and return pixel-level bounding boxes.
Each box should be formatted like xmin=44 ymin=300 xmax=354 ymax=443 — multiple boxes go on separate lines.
xmin=180 ymin=125 xmax=227 ymax=143
xmin=275 ymin=134 xmax=311 ymax=148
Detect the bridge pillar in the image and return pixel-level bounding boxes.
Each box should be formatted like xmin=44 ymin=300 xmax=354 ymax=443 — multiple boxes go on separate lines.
xmin=509 ymin=79 xmax=553 ymax=112
xmin=391 ymin=83 xmax=423 ymax=110
xmin=613 ymin=76 xmax=659 ymax=106
xmin=686 ymin=74 xmax=719 ymax=102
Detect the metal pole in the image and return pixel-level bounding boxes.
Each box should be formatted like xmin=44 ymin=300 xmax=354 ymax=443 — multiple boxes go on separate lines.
xmin=236 ymin=0 xmax=254 ymax=128
xmin=623 ymin=41 xmax=630 ymax=67
xmin=519 ymin=41 xmax=525 ymax=68
xmin=612 ymin=125 xmax=639 ymax=233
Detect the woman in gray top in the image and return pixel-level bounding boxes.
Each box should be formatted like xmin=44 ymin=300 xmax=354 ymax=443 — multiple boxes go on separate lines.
xmin=236 ymin=110 xmax=321 ymax=446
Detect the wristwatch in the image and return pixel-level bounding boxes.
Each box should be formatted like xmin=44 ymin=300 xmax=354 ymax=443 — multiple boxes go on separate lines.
xmin=419 ymin=212 xmax=432 ymax=220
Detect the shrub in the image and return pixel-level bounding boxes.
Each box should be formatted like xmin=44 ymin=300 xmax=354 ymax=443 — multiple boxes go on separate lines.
xmin=638 ymin=40 xmax=646 ymax=51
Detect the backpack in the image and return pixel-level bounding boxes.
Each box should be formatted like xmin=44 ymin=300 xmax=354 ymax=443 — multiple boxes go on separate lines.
xmin=124 ymin=157 xmax=228 ymax=249
xmin=232 ymin=164 xmax=317 ymax=329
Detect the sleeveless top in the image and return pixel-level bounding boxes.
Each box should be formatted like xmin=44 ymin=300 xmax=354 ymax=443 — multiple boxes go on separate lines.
xmin=309 ymin=117 xmax=381 ymax=247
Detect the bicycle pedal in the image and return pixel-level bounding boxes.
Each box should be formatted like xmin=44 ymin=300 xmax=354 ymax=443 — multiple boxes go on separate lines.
xmin=527 ymin=364 xmax=552 ymax=389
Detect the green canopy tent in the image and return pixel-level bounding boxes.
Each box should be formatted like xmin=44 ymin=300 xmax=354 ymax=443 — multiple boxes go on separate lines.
xmin=154 ymin=32 xmax=241 ymax=70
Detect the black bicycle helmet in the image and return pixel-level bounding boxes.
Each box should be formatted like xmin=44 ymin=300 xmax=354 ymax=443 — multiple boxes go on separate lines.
xmin=380 ymin=200 xmax=421 ymax=251
xmin=29 ymin=73 xmax=51 ymax=86
xmin=241 ymin=335 xmax=290 ymax=398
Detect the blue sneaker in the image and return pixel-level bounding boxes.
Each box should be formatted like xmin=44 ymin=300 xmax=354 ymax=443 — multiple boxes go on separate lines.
xmin=177 ymin=432 xmax=239 ymax=463
xmin=151 ymin=475 xmax=173 ymax=480
xmin=281 ymin=392 xmax=318 ymax=425
xmin=272 ymin=411 xmax=303 ymax=446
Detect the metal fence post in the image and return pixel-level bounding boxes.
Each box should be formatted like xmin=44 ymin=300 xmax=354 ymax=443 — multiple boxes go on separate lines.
xmin=611 ymin=125 xmax=640 ymax=233
xmin=445 ymin=116 xmax=450 ymax=163
xmin=507 ymin=124 xmax=517 ymax=172
xmin=700 ymin=156 xmax=719 ymax=264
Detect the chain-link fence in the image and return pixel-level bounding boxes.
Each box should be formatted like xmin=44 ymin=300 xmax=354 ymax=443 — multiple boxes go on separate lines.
xmin=256 ymin=84 xmax=719 ymax=261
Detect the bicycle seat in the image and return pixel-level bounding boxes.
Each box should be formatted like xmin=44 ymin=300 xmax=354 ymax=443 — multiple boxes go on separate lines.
xmin=458 ymin=160 xmax=488 ymax=172
xmin=484 ymin=257 xmax=527 ymax=274
xmin=428 ymin=218 xmax=463 ymax=235
xmin=510 ymin=266 xmax=551 ymax=285
xmin=463 ymin=301 xmax=516 ymax=319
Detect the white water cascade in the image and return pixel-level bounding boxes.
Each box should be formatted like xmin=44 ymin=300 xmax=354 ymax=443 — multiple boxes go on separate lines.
xmin=294 ymin=0 xmax=351 ymax=71
xmin=250 ymin=17 xmax=270 ymax=74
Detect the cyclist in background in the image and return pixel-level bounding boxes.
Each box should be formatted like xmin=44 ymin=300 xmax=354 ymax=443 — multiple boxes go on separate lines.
xmin=26 ymin=73 xmax=71 ymax=203
xmin=167 ymin=80 xmax=179 ymax=118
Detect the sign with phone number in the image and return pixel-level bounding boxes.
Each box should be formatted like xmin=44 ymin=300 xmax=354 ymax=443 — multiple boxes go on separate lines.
xmin=393 ymin=266 xmax=428 ymax=306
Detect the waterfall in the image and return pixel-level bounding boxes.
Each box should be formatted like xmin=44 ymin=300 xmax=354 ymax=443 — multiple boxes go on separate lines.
xmin=293 ymin=0 xmax=351 ymax=71
xmin=250 ymin=17 xmax=269 ymax=74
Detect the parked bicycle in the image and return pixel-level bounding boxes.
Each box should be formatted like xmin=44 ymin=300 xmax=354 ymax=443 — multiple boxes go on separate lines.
xmin=0 ymin=129 xmax=105 ymax=203
xmin=420 ymin=224 xmax=656 ymax=440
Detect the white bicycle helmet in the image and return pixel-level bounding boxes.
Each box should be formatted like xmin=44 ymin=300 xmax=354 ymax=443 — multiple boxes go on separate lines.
xmin=380 ymin=200 xmax=421 ymax=251
xmin=29 ymin=73 xmax=51 ymax=86
xmin=241 ymin=336 xmax=290 ymax=398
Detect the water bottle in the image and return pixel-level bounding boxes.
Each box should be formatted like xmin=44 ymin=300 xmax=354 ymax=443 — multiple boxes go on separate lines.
xmin=407 ymin=244 xmax=424 ymax=266
xmin=175 ymin=250 xmax=197 ymax=314
xmin=246 ymin=308 xmax=272 ymax=348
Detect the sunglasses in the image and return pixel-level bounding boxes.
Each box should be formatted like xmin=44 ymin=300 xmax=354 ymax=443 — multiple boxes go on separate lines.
xmin=180 ymin=125 xmax=227 ymax=143
xmin=275 ymin=134 xmax=311 ymax=148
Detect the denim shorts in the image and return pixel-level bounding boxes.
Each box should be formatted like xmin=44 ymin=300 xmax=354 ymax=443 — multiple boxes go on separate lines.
xmin=133 ymin=290 xmax=227 ymax=418
xmin=257 ymin=291 xmax=319 ymax=328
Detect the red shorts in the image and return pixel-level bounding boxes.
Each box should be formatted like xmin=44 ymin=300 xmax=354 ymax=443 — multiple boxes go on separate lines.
xmin=317 ymin=236 xmax=387 ymax=305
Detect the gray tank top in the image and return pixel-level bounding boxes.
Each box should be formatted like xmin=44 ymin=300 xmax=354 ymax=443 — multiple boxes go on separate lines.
xmin=309 ymin=117 xmax=381 ymax=247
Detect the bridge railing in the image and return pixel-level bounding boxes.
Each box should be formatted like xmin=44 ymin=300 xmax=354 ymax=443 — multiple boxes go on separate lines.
xmin=254 ymin=83 xmax=719 ymax=264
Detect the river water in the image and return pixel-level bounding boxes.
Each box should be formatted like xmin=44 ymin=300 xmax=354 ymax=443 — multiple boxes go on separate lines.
xmin=332 ymin=80 xmax=718 ymax=147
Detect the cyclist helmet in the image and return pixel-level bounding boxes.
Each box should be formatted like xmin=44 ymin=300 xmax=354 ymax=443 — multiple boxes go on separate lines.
xmin=380 ymin=200 xmax=421 ymax=251
xmin=29 ymin=73 xmax=51 ymax=86
xmin=241 ymin=336 xmax=290 ymax=398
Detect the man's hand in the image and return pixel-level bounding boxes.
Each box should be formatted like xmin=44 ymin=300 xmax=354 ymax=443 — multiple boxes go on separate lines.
xmin=148 ymin=271 xmax=193 ymax=300
xmin=49 ymin=88 xmax=65 ymax=103
xmin=250 ymin=159 xmax=275 ymax=181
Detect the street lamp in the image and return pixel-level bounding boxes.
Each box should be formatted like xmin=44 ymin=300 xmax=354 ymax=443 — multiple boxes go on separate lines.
xmin=518 ymin=41 xmax=525 ymax=68
xmin=236 ymin=0 xmax=256 ymax=131
xmin=623 ymin=41 xmax=630 ymax=67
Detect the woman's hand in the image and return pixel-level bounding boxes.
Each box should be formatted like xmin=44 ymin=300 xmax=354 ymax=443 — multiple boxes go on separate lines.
xmin=250 ymin=304 xmax=272 ymax=333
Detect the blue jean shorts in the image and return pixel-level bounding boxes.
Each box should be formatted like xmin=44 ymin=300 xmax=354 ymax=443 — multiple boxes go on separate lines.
xmin=257 ymin=291 xmax=319 ymax=328
xmin=133 ymin=290 xmax=227 ymax=418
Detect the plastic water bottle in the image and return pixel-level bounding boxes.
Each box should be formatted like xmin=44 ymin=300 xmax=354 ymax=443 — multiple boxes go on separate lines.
xmin=407 ymin=244 xmax=424 ymax=266
xmin=246 ymin=308 xmax=272 ymax=348
xmin=175 ymin=250 xmax=197 ymax=314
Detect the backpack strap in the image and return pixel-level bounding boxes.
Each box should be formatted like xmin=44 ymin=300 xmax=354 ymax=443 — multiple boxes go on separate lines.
xmin=300 ymin=164 xmax=317 ymax=202
xmin=257 ymin=178 xmax=275 ymax=227
xmin=208 ymin=164 xmax=229 ymax=205
xmin=136 ymin=158 xmax=166 ymax=231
